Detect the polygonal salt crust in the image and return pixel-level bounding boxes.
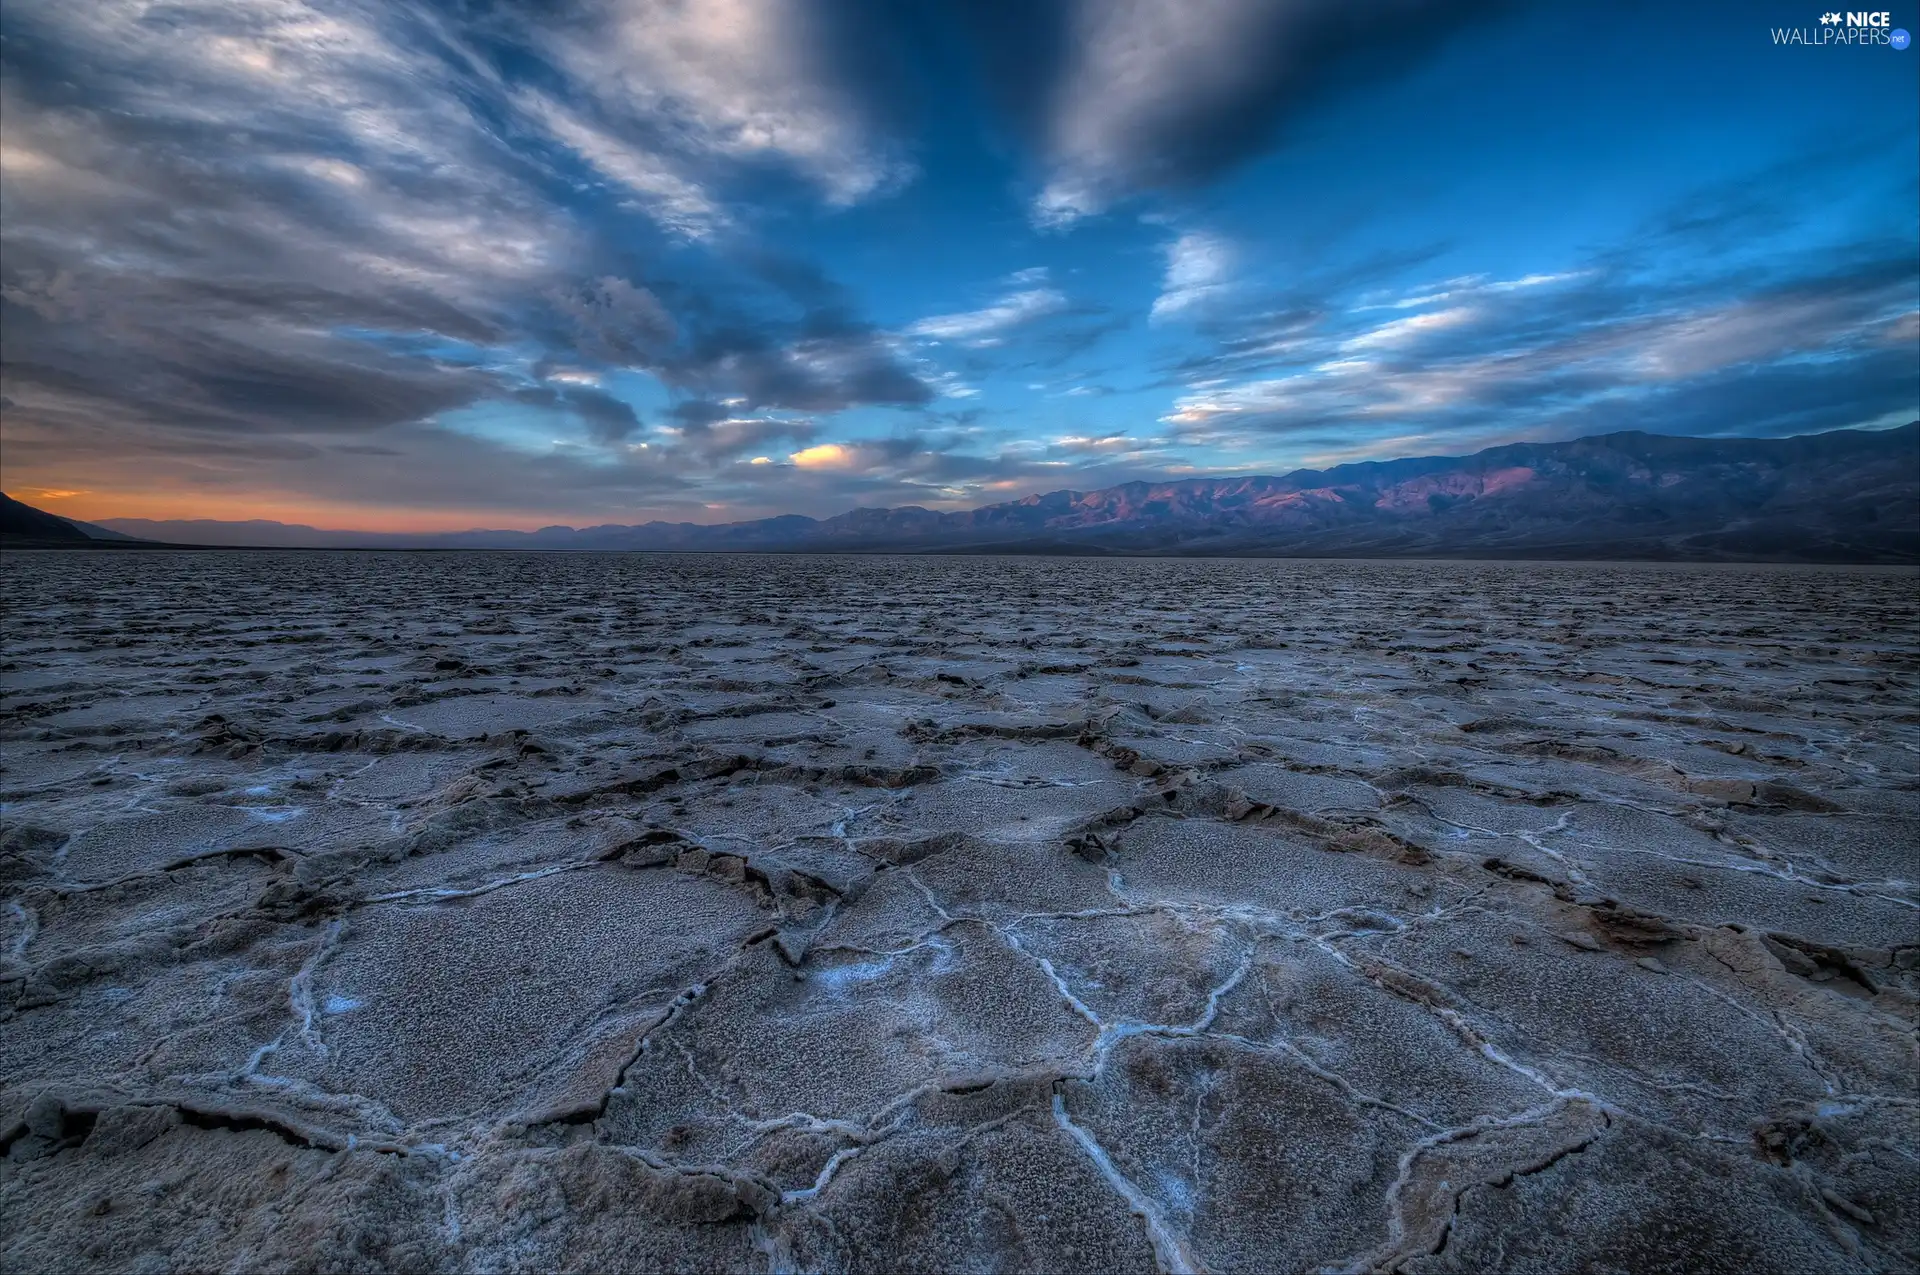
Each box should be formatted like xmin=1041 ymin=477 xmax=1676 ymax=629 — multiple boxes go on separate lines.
xmin=4 ymin=552 xmax=1913 ymax=1272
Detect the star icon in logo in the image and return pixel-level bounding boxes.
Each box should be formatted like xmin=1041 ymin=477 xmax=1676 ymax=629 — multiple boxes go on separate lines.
xmin=1820 ymin=11 xmax=1842 ymax=22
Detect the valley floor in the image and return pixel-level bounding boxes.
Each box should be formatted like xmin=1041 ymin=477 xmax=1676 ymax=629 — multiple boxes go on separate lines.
xmin=2 ymin=552 xmax=1916 ymax=1273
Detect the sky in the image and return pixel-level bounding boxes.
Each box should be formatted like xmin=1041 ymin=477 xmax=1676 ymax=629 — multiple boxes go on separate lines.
xmin=1 ymin=0 xmax=1916 ymax=531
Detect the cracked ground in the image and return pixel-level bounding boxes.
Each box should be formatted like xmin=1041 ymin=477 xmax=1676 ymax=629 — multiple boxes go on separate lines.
xmin=2 ymin=551 xmax=1917 ymax=1275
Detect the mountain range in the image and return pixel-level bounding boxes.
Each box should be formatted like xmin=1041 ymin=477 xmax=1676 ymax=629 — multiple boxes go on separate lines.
xmin=8 ymin=423 xmax=1917 ymax=562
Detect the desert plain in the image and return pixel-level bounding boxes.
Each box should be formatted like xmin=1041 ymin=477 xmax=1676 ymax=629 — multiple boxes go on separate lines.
xmin=1 ymin=550 xmax=1916 ymax=1274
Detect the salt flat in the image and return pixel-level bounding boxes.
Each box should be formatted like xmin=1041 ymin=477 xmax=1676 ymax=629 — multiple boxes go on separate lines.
xmin=2 ymin=551 xmax=1916 ymax=1273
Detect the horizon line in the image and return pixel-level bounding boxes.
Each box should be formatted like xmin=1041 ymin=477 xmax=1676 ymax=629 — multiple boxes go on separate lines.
xmin=13 ymin=418 xmax=1917 ymax=539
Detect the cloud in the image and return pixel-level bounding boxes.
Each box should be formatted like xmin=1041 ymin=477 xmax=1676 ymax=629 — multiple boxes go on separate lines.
xmin=655 ymin=401 xmax=818 ymax=461
xmin=552 ymin=277 xmax=679 ymax=365
xmin=1338 ymin=305 xmax=1478 ymax=352
xmin=1354 ymin=272 xmax=1588 ymax=313
xmin=514 ymin=382 xmax=642 ymax=443
xmin=1044 ymin=433 xmax=1167 ymax=461
xmin=544 ymin=267 xmax=935 ymax=416
xmin=1027 ymin=0 xmax=1515 ymax=221
xmin=1150 ymin=230 xmax=1234 ymax=321
xmin=669 ymin=400 xmax=733 ymax=428
xmin=5 ymin=0 xmax=1910 ymax=530
xmin=0 ymin=0 xmax=554 ymax=455
xmin=0 ymin=0 xmax=957 ymax=531
xmin=692 ymin=416 xmax=818 ymax=460
xmin=1161 ymin=252 xmax=1918 ymax=451
xmin=908 ymin=281 xmax=1071 ymax=343
xmin=790 ymin=442 xmax=855 ymax=468
xmin=519 ymin=91 xmax=729 ymax=240
xmin=538 ymin=0 xmax=904 ymax=205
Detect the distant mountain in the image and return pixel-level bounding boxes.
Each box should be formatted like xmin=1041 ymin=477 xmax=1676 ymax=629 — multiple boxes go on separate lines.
xmin=72 ymin=516 xmax=356 ymax=548
xmin=85 ymin=422 xmax=1920 ymax=562
xmin=58 ymin=515 xmax=143 ymax=541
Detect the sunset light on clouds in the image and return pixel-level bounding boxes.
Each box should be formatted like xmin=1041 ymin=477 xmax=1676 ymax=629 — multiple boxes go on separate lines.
xmin=0 ymin=0 xmax=1913 ymax=531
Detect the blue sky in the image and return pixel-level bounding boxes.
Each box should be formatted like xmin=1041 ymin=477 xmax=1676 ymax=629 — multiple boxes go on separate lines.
xmin=1 ymin=0 xmax=1915 ymax=529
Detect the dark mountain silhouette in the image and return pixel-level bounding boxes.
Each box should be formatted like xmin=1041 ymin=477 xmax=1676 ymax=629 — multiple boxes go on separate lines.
xmin=1 ymin=492 xmax=93 ymax=544
xmin=75 ymin=422 xmax=1920 ymax=561
xmin=1 ymin=495 xmax=170 ymax=548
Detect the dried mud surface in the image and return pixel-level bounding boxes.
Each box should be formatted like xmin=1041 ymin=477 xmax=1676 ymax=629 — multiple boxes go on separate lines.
xmin=2 ymin=551 xmax=1917 ymax=1275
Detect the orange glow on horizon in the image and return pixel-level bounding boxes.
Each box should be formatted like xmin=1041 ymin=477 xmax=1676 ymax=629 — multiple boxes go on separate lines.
xmin=3 ymin=486 xmax=679 ymax=534
xmin=7 ymin=475 xmax=993 ymax=533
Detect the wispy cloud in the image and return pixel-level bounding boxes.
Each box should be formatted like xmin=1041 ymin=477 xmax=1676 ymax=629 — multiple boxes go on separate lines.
xmin=519 ymin=92 xmax=729 ymax=240
xmin=1150 ymin=230 xmax=1235 ymax=322
xmin=1030 ymin=0 xmax=1511 ymax=222
xmin=907 ymin=274 xmax=1071 ymax=343
xmin=540 ymin=0 xmax=905 ymax=205
xmin=1163 ymin=255 xmax=1918 ymax=451
xmin=1339 ymin=305 xmax=1478 ymax=352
